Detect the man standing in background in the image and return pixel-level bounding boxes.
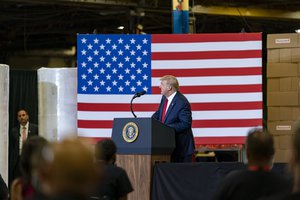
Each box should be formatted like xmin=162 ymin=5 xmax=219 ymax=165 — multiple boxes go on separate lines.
xmin=152 ymin=75 xmax=195 ymax=162
xmin=9 ymin=109 xmax=38 ymax=186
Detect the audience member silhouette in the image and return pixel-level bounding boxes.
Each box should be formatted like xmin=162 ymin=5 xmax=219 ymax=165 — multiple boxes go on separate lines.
xmin=10 ymin=136 xmax=48 ymax=200
xmin=0 ymin=174 xmax=8 ymax=200
xmin=213 ymin=128 xmax=292 ymax=200
xmin=92 ymin=139 xmax=133 ymax=200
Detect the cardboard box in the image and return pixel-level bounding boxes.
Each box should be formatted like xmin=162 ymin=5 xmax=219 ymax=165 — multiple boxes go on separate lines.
xmin=267 ymin=49 xmax=279 ymax=63
xmin=267 ymin=120 xmax=294 ymax=135
xmin=274 ymin=149 xmax=292 ymax=163
xmin=267 ymin=33 xmax=299 ymax=49
xmin=273 ymin=135 xmax=280 ymax=149
xmin=279 ymin=135 xmax=293 ymax=149
xmin=268 ymin=107 xmax=280 ymax=121
xmin=267 ymin=63 xmax=298 ymax=78
xmin=279 ymin=48 xmax=292 ymax=63
xmin=267 ymin=92 xmax=299 ymax=106
xmin=267 ymin=78 xmax=280 ymax=92
xmin=280 ymin=77 xmax=300 ymax=91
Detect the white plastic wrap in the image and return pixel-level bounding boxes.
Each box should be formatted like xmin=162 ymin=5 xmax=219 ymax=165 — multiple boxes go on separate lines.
xmin=37 ymin=68 xmax=77 ymax=141
xmin=0 ymin=64 xmax=9 ymax=184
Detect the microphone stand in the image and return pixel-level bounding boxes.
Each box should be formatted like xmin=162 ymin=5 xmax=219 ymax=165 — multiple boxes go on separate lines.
xmin=130 ymin=95 xmax=137 ymax=118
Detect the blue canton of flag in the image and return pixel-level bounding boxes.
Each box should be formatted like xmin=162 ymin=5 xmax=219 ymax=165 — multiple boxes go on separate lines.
xmin=77 ymin=34 xmax=152 ymax=94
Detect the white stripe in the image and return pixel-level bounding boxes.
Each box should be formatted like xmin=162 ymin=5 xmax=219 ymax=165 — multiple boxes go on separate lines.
xmin=78 ymin=92 xmax=262 ymax=103
xmin=152 ymin=58 xmax=261 ymax=69
xmin=77 ymin=127 xmax=256 ymax=138
xmin=152 ymin=76 xmax=262 ymax=86
xmin=78 ymin=110 xmax=262 ymax=120
xmin=152 ymin=41 xmax=262 ymax=52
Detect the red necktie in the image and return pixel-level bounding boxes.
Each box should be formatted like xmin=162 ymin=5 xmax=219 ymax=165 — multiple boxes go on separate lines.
xmin=161 ymin=99 xmax=168 ymax=123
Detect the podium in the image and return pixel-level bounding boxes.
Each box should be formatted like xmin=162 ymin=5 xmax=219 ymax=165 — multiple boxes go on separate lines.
xmin=112 ymin=117 xmax=175 ymax=200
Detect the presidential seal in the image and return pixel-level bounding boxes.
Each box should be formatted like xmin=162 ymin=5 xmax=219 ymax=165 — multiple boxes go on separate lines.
xmin=122 ymin=122 xmax=139 ymax=143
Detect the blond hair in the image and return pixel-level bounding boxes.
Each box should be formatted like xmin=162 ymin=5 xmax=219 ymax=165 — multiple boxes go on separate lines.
xmin=160 ymin=75 xmax=179 ymax=91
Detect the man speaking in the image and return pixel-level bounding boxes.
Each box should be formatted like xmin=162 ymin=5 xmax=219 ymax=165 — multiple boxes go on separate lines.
xmin=152 ymin=75 xmax=195 ymax=162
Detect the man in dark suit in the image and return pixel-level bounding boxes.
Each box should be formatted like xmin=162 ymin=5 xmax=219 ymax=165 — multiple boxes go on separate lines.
xmin=152 ymin=75 xmax=195 ymax=162
xmin=9 ymin=109 xmax=38 ymax=186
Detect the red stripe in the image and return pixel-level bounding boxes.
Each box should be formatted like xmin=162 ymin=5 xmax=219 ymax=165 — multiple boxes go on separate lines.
xmin=78 ymin=137 xmax=110 ymax=145
xmin=152 ymin=67 xmax=262 ymax=77
xmin=194 ymin=137 xmax=246 ymax=145
xmin=152 ymin=50 xmax=261 ymax=60
xmin=192 ymin=119 xmax=262 ymax=128
xmin=78 ymin=101 xmax=262 ymax=112
xmin=152 ymin=85 xmax=262 ymax=94
xmin=78 ymin=119 xmax=262 ymax=129
xmin=152 ymin=33 xmax=262 ymax=43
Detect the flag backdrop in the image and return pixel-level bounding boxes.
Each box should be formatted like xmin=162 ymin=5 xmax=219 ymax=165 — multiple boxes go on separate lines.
xmin=77 ymin=33 xmax=262 ymax=145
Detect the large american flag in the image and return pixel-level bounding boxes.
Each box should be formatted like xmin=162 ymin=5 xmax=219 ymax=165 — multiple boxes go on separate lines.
xmin=77 ymin=33 xmax=262 ymax=145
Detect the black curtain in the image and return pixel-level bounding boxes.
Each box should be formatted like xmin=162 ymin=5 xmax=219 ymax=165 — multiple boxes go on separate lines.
xmin=9 ymin=70 xmax=38 ymax=130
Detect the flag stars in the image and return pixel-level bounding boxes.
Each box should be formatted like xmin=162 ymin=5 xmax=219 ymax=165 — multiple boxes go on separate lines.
xmin=100 ymin=44 xmax=105 ymax=50
xmin=136 ymin=44 xmax=142 ymax=50
xmin=100 ymin=56 xmax=105 ymax=62
xmin=136 ymin=80 xmax=142 ymax=86
xmin=87 ymin=80 xmax=93 ymax=86
xmin=93 ymin=74 xmax=99 ymax=80
xmin=106 ymin=50 xmax=111 ymax=55
xmin=143 ymin=86 xmax=148 ymax=92
xmin=100 ymin=68 xmax=105 ymax=74
xmin=94 ymin=86 xmax=99 ymax=92
xmin=142 ymin=62 xmax=148 ymax=68
xmin=136 ymin=68 xmax=142 ymax=74
xmin=87 ymin=56 xmax=93 ymax=62
xmin=118 ymin=38 xmax=124 ymax=44
xmin=124 ymin=44 xmax=130 ymax=50
xmin=112 ymin=56 xmax=117 ymax=62
xmin=93 ymin=38 xmax=99 ymax=44
xmin=125 ymin=80 xmax=130 ymax=86
xmin=143 ymin=74 xmax=148 ymax=80
xmin=93 ymin=62 xmax=99 ymax=68
xmin=81 ymin=62 xmax=87 ymax=67
xmin=106 ymin=86 xmax=112 ymax=92
xmin=136 ymin=56 xmax=142 ymax=62
xmin=118 ymin=62 xmax=124 ymax=68
xmin=81 ymin=74 xmax=87 ymax=80
xmin=81 ymin=50 xmax=87 ymax=55
xmin=118 ymin=86 xmax=124 ymax=92
xmin=118 ymin=74 xmax=124 ymax=80
xmin=81 ymin=38 xmax=87 ymax=44
xmin=100 ymin=80 xmax=105 ymax=86
xmin=130 ymin=86 xmax=136 ymax=92
xmin=87 ymin=68 xmax=93 ymax=74
xmin=124 ymin=56 xmax=130 ymax=62
xmin=87 ymin=44 xmax=93 ymax=50
xmin=130 ymin=50 xmax=136 ymax=56
xmin=118 ymin=50 xmax=123 ymax=56
xmin=130 ymin=62 xmax=136 ymax=68
xmin=81 ymin=85 xmax=87 ymax=91
xmin=130 ymin=74 xmax=136 ymax=80
xmin=106 ymin=62 xmax=111 ymax=68
xmin=130 ymin=38 xmax=136 ymax=44
xmin=106 ymin=74 xmax=111 ymax=80
xmin=93 ymin=50 xmax=99 ymax=55
xmin=142 ymin=38 xmax=148 ymax=44
xmin=142 ymin=50 xmax=148 ymax=56
xmin=125 ymin=68 xmax=130 ymax=74
xmin=112 ymin=80 xmax=118 ymax=86
xmin=112 ymin=68 xmax=117 ymax=74
xmin=112 ymin=44 xmax=117 ymax=50
xmin=106 ymin=38 xmax=111 ymax=44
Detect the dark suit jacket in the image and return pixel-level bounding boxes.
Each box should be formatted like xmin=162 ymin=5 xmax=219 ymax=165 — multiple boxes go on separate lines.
xmin=152 ymin=92 xmax=195 ymax=160
xmin=9 ymin=123 xmax=38 ymax=185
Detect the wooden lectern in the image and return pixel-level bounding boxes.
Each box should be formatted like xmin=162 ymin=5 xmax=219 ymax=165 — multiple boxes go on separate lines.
xmin=112 ymin=117 xmax=175 ymax=200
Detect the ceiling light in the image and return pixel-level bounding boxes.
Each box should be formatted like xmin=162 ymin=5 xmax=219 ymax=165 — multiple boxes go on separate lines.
xmin=295 ymin=29 xmax=300 ymax=33
xmin=118 ymin=26 xmax=124 ymax=30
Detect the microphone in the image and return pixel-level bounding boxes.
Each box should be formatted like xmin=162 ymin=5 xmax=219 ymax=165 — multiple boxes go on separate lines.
xmin=130 ymin=90 xmax=146 ymax=118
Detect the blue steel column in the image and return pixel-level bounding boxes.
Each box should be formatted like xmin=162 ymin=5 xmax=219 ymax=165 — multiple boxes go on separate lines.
xmin=172 ymin=0 xmax=189 ymax=33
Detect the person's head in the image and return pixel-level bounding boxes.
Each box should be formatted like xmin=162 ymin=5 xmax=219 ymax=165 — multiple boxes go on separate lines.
xmin=95 ymin=139 xmax=117 ymax=164
xmin=246 ymin=128 xmax=275 ymax=167
xmin=20 ymin=136 xmax=49 ymax=185
xmin=36 ymin=138 xmax=97 ymax=198
xmin=289 ymin=122 xmax=300 ymax=175
xmin=159 ymin=75 xmax=179 ymax=97
xmin=17 ymin=109 xmax=29 ymax=126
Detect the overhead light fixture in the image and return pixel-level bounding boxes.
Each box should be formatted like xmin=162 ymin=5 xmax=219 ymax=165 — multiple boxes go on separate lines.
xmin=295 ymin=29 xmax=300 ymax=33
xmin=118 ymin=26 xmax=124 ymax=30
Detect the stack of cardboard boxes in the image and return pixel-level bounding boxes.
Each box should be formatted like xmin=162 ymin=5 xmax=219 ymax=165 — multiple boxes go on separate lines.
xmin=267 ymin=33 xmax=300 ymax=162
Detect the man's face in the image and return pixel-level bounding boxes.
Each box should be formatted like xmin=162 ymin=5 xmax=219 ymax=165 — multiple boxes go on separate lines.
xmin=17 ymin=110 xmax=29 ymax=125
xmin=159 ymin=80 xmax=171 ymax=96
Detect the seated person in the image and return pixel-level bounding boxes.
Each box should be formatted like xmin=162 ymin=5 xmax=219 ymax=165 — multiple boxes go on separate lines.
xmin=92 ymin=139 xmax=133 ymax=200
